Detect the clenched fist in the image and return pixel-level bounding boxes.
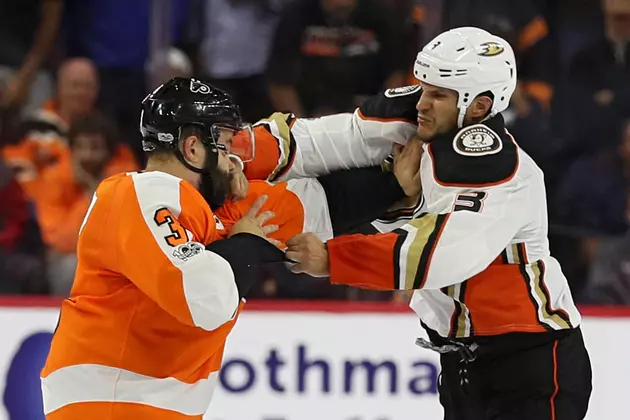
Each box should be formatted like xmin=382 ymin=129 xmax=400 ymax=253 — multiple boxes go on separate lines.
xmin=285 ymin=233 xmax=330 ymax=277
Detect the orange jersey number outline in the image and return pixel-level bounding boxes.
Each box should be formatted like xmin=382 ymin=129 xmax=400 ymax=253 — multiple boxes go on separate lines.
xmin=153 ymin=207 xmax=188 ymax=247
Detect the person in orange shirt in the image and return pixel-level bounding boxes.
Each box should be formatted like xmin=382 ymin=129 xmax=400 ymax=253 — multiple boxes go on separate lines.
xmin=40 ymin=78 xmax=298 ymax=420
xmin=2 ymin=57 xmax=137 ymax=201
xmin=35 ymin=111 xmax=138 ymax=295
xmin=41 ymin=77 xmax=422 ymax=420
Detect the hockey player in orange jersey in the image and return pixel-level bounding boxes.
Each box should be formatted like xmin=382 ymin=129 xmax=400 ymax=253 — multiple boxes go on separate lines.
xmin=41 ymin=77 xmax=423 ymax=420
xmin=39 ymin=78 xmax=292 ymax=420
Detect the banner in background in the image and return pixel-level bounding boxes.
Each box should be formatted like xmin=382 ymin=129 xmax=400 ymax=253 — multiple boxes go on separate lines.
xmin=0 ymin=306 xmax=626 ymax=420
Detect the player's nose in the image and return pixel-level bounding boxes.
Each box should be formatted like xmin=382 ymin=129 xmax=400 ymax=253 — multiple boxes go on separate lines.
xmin=416 ymin=96 xmax=430 ymax=113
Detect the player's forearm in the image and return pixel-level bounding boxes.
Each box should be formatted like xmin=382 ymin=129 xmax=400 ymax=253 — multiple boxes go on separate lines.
xmin=317 ymin=166 xmax=406 ymax=236
xmin=206 ymin=233 xmax=286 ymax=298
xmin=328 ymin=206 xmax=527 ymax=291
xmin=327 ymin=232 xmax=402 ymax=290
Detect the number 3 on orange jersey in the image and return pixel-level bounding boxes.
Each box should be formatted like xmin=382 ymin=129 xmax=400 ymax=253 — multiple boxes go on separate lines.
xmin=153 ymin=207 xmax=188 ymax=247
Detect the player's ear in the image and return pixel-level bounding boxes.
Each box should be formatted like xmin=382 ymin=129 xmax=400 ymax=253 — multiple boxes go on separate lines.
xmin=469 ymin=95 xmax=493 ymax=121
xmin=180 ymin=134 xmax=204 ymax=166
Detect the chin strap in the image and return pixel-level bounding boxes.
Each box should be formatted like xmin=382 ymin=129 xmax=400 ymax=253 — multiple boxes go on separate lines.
xmin=175 ymin=149 xmax=204 ymax=174
xmin=457 ymin=106 xmax=497 ymax=127
xmin=457 ymin=105 xmax=467 ymax=128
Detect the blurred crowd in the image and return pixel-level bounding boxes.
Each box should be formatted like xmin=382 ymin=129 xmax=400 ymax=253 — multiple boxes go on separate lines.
xmin=0 ymin=0 xmax=629 ymax=305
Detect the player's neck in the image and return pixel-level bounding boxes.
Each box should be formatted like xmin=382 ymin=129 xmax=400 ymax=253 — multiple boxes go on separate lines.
xmin=144 ymin=159 xmax=200 ymax=188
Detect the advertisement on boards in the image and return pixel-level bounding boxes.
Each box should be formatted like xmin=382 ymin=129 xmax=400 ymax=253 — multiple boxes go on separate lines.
xmin=0 ymin=303 xmax=627 ymax=420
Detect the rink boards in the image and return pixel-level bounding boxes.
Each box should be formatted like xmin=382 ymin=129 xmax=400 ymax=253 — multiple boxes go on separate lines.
xmin=0 ymin=300 xmax=626 ymax=420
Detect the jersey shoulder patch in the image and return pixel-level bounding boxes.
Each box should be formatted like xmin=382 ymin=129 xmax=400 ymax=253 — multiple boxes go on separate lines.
xmin=384 ymin=84 xmax=422 ymax=98
xmin=452 ymin=124 xmax=502 ymax=157
xmin=429 ymin=115 xmax=518 ymax=187
xmin=359 ymin=85 xmax=421 ymax=124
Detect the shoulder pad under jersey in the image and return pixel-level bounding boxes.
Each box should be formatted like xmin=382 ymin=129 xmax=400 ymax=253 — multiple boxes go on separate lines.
xmin=358 ymin=85 xmax=421 ymax=124
xmin=428 ymin=114 xmax=519 ymax=187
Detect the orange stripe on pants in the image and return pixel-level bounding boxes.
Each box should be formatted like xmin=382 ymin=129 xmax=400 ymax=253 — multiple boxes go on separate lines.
xmin=550 ymin=340 xmax=559 ymax=420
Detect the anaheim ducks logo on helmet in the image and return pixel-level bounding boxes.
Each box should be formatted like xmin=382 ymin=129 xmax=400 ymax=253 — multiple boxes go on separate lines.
xmin=190 ymin=78 xmax=211 ymax=94
xmin=478 ymin=41 xmax=504 ymax=57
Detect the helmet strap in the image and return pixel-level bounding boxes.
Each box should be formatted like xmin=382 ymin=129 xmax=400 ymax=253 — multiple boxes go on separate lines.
xmin=174 ymin=129 xmax=219 ymax=175
xmin=175 ymin=148 xmax=204 ymax=174
xmin=457 ymin=105 xmax=468 ymax=128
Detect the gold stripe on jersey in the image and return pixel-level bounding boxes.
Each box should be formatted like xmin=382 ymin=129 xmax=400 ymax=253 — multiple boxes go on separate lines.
xmin=444 ymin=283 xmax=472 ymax=338
xmin=257 ymin=112 xmax=294 ymax=181
xmin=511 ymin=244 xmax=521 ymax=264
xmin=455 ymin=282 xmax=472 ymax=338
xmin=503 ymin=243 xmax=528 ymax=265
xmin=401 ymin=214 xmax=450 ymax=289
xmin=531 ymin=262 xmax=571 ymax=329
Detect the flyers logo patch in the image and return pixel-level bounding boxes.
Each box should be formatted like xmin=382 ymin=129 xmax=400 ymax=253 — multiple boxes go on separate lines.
xmin=190 ymin=78 xmax=211 ymax=94
xmin=478 ymin=41 xmax=505 ymax=57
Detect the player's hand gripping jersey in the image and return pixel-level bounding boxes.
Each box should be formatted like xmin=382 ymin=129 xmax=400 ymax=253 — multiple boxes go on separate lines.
xmin=323 ymin=88 xmax=580 ymax=338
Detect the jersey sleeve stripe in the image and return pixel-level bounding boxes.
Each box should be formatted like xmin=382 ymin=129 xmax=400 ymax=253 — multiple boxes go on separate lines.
xmin=535 ymin=261 xmax=573 ymax=329
xmin=519 ymin=262 xmax=553 ymax=331
xmin=394 ymin=213 xmax=450 ymax=290
xmin=446 ymin=283 xmax=472 ymax=339
xmin=521 ymin=260 xmax=570 ymax=331
xmin=517 ymin=243 xmax=529 ymax=264
xmin=413 ymin=213 xmax=450 ymax=289
xmin=455 ymin=282 xmax=473 ymax=338
xmin=392 ymin=228 xmax=410 ymax=290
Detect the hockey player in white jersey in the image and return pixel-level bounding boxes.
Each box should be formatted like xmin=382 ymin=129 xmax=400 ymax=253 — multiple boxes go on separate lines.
xmin=285 ymin=27 xmax=593 ymax=420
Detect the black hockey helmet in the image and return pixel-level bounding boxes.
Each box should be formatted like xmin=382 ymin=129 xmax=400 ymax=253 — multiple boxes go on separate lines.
xmin=139 ymin=77 xmax=255 ymax=170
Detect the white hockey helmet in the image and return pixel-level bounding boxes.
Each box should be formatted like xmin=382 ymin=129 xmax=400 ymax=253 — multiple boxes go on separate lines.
xmin=413 ymin=27 xmax=517 ymax=128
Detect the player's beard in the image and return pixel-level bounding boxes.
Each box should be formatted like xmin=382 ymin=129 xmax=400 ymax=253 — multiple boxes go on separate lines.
xmin=199 ymin=154 xmax=233 ymax=211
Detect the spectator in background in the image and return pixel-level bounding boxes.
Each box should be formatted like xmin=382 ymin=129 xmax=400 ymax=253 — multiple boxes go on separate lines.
xmin=267 ymin=0 xmax=409 ymax=117
xmin=0 ymin=0 xmax=63 ymax=115
xmin=566 ymin=0 xmax=630 ymax=156
xmin=582 ymin=190 xmax=630 ymax=305
xmin=551 ymin=118 xmax=630 ymax=298
xmin=0 ymin=159 xmax=45 ymax=294
xmin=555 ymin=118 xmax=630 ymax=235
xmin=37 ymin=112 xmax=137 ymax=296
xmin=199 ymin=0 xmax=287 ymax=122
xmin=2 ymin=58 xmax=136 ymax=202
xmin=62 ymin=0 xmax=192 ymax=162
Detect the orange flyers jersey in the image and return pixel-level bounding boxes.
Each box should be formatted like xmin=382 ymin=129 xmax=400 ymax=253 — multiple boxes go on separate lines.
xmin=244 ymin=103 xmax=417 ymax=182
xmin=217 ymin=179 xmax=335 ymax=247
xmin=326 ymin=114 xmax=581 ymax=339
xmin=41 ymin=170 xmax=243 ymax=420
